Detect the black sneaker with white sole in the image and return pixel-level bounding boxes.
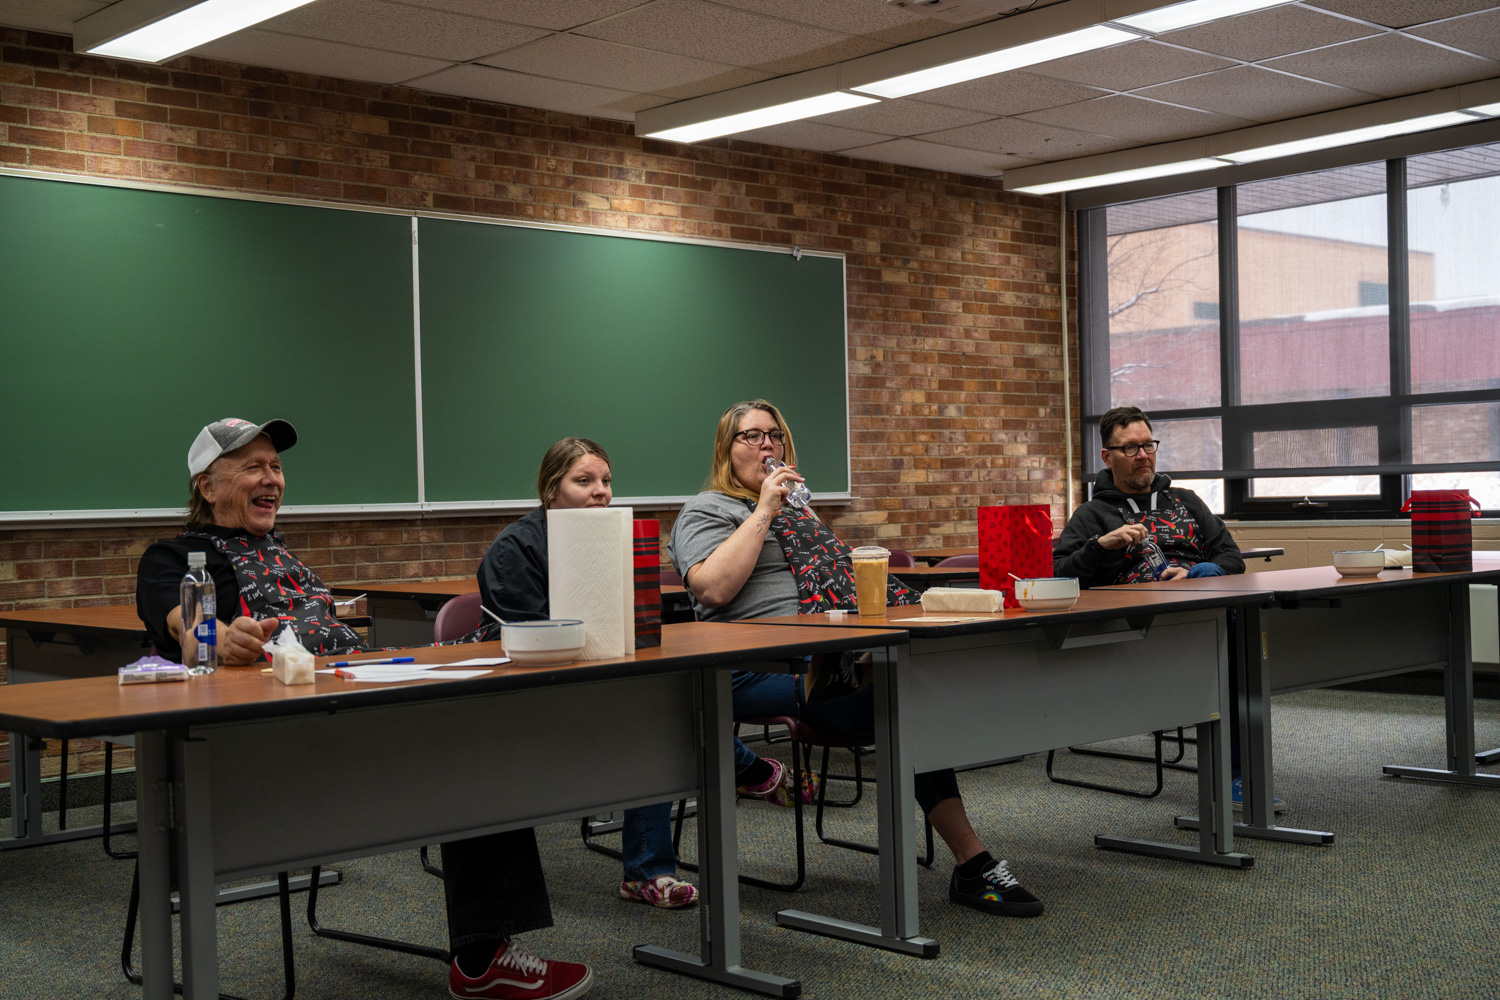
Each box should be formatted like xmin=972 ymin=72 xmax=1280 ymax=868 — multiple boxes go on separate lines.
xmin=949 ymin=857 xmax=1044 ymax=918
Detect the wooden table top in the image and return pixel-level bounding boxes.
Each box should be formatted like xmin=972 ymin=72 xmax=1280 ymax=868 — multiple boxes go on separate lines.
xmin=0 ymin=605 xmax=148 ymax=635
xmin=0 ymin=621 xmax=906 ymax=738
xmin=746 ymin=587 xmax=1263 ymax=638
xmin=888 ymin=564 xmax=980 ymax=576
xmin=1092 ymin=562 xmax=1500 ymax=600
xmin=327 ymin=579 xmax=687 ymax=600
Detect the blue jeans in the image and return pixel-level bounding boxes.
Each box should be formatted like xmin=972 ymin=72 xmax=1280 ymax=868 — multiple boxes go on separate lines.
xmin=1187 ymin=562 xmax=1227 ymax=578
xmin=621 ymin=802 xmax=676 ymax=881
xmin=730 ymin=669 xmax=960 ymax=815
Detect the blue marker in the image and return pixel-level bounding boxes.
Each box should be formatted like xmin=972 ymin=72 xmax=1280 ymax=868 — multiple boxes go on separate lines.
xmin=327 ymin=656 xmax=416 ymax=667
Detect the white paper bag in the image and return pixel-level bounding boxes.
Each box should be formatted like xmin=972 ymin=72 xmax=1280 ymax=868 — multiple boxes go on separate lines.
xmin=920 ymin=587 xmax=1004 ymax=614
xmin=548 ymin=507 xmax=634 ymax=660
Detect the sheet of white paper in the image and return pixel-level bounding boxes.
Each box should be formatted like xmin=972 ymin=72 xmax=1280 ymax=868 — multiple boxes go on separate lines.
xmin=906 ymin=615 xmax=995 ymax=623
xmin=441 ymin=657 xmax=512 ymax=667
xmin=315 ymin=663 xmax=446 ymax=675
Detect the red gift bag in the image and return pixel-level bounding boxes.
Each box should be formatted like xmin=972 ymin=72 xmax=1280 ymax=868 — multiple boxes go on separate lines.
xmin=633 ymin=519 xmax=662 ymax=648
xmin=1402 ymin=490 xmax=1480 ymax=573
xmin=978 ymin=505 xmax=1055 ymax=608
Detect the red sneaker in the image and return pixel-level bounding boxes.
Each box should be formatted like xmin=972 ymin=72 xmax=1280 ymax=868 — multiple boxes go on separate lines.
xmin=449 ymin=939 xmax=593 ymax=1000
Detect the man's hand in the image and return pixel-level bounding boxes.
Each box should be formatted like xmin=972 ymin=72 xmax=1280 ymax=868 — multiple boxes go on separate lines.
xmin=1160 ymin=566 xmax=1190 ymax=581
xmin=220 ymin=616 xmax=279 ymax=665
xmin=1098 ymin=522 xmax=1149 ymax=551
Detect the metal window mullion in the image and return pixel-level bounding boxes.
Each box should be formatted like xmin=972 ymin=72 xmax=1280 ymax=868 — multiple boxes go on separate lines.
xmin=1385 ymin=158 xmax=1413 ymax=511
xmin=1219 ymin=186 xmax=1252 ymax=512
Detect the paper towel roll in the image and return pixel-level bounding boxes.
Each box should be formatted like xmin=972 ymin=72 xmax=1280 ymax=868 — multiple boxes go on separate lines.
xmin=548 ymin=507 xmax=635 ymax=660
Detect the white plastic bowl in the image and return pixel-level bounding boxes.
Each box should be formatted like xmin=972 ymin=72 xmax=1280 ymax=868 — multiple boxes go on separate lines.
xmin=501 ymin=619 xmax=585 ymax=665
xmin=1333 ymin=551 xmax=1385 ymax=577
xmin=1014 ymin=577 xmax=1080 ymax=611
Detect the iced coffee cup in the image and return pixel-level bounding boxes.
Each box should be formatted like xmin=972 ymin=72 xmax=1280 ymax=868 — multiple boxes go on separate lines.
xmin=850 ymin=545 xmax=891 ymax=616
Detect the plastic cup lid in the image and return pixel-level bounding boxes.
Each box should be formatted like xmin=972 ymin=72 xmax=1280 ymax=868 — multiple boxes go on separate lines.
xmin=850 ymin=545 xmax=890 ymax=558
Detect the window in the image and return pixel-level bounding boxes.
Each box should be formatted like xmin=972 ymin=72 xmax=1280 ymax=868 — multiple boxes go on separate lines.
xmin=1078 ymin=140 xmax=1500 ymax=518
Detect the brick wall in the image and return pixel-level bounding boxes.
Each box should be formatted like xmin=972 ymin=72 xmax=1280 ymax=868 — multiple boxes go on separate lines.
xmin=1 ymin=28 xmax=1075 ymax=780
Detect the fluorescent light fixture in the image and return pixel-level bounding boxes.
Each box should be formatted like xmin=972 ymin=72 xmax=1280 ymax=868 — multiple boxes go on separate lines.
xmin=1011 ymin=157 xmax=1229 ymax=195
xmin=851 ymin=24 xmax=1136 ymax=99
xmin=641 ymin=92 xmax=877 ymax=144
xmin=1467 ymin=101 xmax=1500 ymax=117
xmin=1218 ymin=111 xmax=1479 ymax=164
xmin=1114 ymin=0 xmax=1292 ymax=35
xmin=77 ymin=0 xmax=318 ymax=63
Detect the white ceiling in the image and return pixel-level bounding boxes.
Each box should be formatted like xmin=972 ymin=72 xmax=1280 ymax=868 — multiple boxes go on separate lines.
xmin=3 ymin=0 xmax=1499 ymax=179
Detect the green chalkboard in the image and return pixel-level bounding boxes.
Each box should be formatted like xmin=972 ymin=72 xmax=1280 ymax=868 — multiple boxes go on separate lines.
xmin=0 ymin=174 xmax=418 ymax=514
xmin=417 ymin=218 xmax=849 ymax=503
xmin=0 ymin=172 xmax=849 ymax=518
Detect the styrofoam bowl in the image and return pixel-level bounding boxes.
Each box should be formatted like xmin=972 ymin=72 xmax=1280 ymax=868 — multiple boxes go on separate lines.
xmin=1333 ymin=551 xmax=1385 ymax=577
xmin=502 ymin=619 xmax=585 ymax=665
xmin=1015 ymin=577 xmax=1080 ymax=610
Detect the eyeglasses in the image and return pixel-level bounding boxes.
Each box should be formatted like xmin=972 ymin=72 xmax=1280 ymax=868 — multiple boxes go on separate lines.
xmin=1104 ymin=439 xmax=1160 ymax=458
xmin=734 ymin=429 xmax=785 ymax=447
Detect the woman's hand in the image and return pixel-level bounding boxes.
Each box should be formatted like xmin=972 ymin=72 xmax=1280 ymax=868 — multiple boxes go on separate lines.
xmin=756 ymin=462 xmax=802 ymax=517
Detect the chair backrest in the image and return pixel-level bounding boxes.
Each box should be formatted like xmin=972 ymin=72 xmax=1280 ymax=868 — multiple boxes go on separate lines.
xmin=434 ymin=591 xmax=485 ymax=643
xmin=934 ymin=553 xmax=979 ymax=567
xmin=887 ymin=549 xmax=916 ymax=568
xmin=661 ymin=567 xmax=684 ymax=586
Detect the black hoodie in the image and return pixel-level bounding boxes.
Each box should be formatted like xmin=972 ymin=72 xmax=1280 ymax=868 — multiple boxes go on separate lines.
xmin=1053 ymin=469 xmax=1244 ymax=587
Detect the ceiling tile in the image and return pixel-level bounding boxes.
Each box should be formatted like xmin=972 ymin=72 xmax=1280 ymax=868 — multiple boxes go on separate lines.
xmin=401 ymin=0 xmax=651 ymax=31
xmin=478 ymin=32 xmax=769 ymax=99
xmin=919 ymin=116 xmax=1131 ymax=159
xmin=1262 ymin=32 xmax=1498 ymax=96
xmin=572 ymin=0 xmax=882 ymax=72
xmin=705 ymin=0 xmax=932 ymax=34
xmin=406 ymin=63 xmax=658 ymax=120
xmin=810 ymin=99 xmax=993 ymax=136
xmin=837 ymin=138 xmax=1029 ymax=177
xmin=1407 ymin=7 xmax=1500 ymax=61
xmin=1028 ymin=39 xmax=1237 ymax=91
xmin=192 ymin=30 xmax=452 ymax=85
xmin=731 ymin=119 xmax=893 ymax=152
xmin=261 ymin=0 xmax=550 ymax=62
xmin=1303 ymin=0 xmax=1498 ymax=29
xmin=0 ymin=0 xmax=105 ymax=34
xmin=1136 ymin=64 xmax=1372 ymax=120
xmin=1157 ymin=5 xmax=1382 ymax=62
xmin=919 ymin=70 xmax=1108 ymax=116
xmin=1018 ymin=94 xmax=1253 ymax=142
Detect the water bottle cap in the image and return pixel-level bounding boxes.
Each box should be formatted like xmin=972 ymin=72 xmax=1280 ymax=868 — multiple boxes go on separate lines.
xmin=188 ymin=551 xmax=207 ymax=568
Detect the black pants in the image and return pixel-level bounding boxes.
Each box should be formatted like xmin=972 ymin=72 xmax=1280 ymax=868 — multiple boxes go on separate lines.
xmin=440 ymin=828 xmax=552 ymax=953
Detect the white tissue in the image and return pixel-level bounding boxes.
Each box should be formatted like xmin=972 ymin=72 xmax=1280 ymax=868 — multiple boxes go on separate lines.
xmin=548 ymin=507 xmax=635 ymax=660
xmin=921 ymin=587 xmax=1005 ymax=613
xmin=265 ymin=628 xmax=316 ymax=685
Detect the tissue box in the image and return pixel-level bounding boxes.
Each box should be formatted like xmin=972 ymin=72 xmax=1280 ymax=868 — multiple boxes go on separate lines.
xmin=921 ymin=587 xmax=1005 ymax=614
xmin=271 ymin=643 xmax=316 ymax=685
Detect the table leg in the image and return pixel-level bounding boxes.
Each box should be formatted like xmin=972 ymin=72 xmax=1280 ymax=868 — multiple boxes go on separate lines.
xmin=1384 ymin=581 xmax=1500 ymax=787
xmin=1102 ymin=615 xmax=1251 ymax=867
xmin=775 ymin=645 xmax=939 ymax=958
xmin=174 ymin=737 xmax=220 ymax=999
xmin=634 ymin=668 xmax=800 ymax=997
xmin=1175 ymin=604 xmax=1334 ymax=845
xmin=135 ymin=731 xmax=173 ymax=1000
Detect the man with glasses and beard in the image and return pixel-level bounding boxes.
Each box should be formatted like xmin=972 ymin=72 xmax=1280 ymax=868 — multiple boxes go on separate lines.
xmin=1054 ymin=406 xmax=1244 ymax=586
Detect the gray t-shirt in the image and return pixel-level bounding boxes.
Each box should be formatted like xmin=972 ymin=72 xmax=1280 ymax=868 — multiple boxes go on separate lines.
xmin=669 ymin=491 xmax=801 ymax=622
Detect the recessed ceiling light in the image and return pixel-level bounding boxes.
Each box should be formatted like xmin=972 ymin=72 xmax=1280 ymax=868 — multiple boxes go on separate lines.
xmin=641 ymin=92 xmax=879 ymax=144
xmin=80 ymin=0 xmax=319 ymax=64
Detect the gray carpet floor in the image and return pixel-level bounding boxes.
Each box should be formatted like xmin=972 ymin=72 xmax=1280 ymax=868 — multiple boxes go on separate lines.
xmin=2 ymin=687 xmax=1497 ymax=1000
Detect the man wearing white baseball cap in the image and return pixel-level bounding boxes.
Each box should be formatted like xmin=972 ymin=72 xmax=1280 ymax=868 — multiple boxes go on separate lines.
xmin=136 ymin=417 xmax=593 ymax=1000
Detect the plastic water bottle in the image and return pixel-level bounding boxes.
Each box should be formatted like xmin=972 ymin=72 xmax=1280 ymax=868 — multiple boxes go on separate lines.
xmin=1135 ymin=535 xmax=1170 ymax=581
xmin=180 ymin=551 xmax=217 ymax=674
xmin=765 ymin=457 xmax=812 ymax=509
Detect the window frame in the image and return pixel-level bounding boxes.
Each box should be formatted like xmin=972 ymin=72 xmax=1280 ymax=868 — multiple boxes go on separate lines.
xmin=1077 ymin=141 xmax=1500 ymax=519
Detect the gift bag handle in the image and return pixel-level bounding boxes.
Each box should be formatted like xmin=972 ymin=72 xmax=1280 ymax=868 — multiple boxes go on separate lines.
xmin=1025 ymin=508 xmax=1054 ymax=539
xmin=1401 ymin=492 xmax=1481 ymax=516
